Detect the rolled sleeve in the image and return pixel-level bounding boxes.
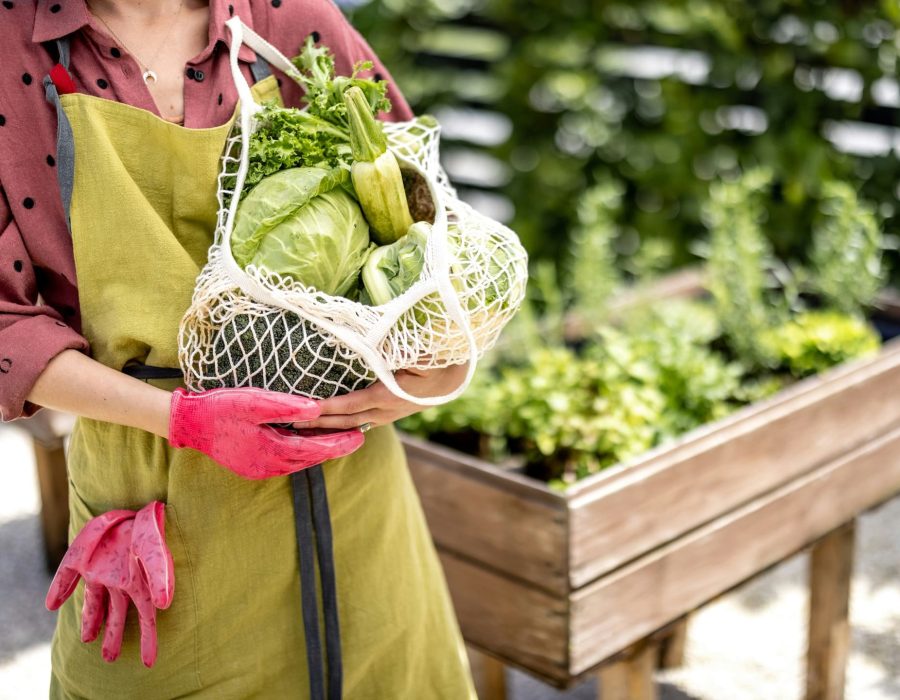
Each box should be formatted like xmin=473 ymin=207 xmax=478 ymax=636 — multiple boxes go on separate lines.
xmin=0 ymin=192 xmax=89 ymax=421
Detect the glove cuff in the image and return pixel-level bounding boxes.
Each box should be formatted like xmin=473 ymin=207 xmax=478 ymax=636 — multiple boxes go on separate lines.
xmin=168 ymin=387 xmax=194 ymax=449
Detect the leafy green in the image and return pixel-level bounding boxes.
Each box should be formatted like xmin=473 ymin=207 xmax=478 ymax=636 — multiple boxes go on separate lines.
xmin=702 ymin=168 xmax=782 ymax=368
xmin=402 ymin=297 xmax=781 ymax=485
xmin=242 ymin=106 xmax=352 ymax=195
xmin=360 ymin=222 xmax=428 ymax=305
xmin=290 ymin=35 xmax=391 ymax=133
xmin=234 ymin=35 xmax=392 ymax=201
xmin=401 ymin=167 xmax=885 ymax=486
xmin=811 ymin=182 xmax=884 ymax=317
xmin=231 ymin=167 xmax=371 ymax=296
xmin=760 ymin=310 xmax=880 ymax=378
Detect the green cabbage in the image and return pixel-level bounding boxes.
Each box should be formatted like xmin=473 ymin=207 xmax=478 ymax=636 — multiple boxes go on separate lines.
xmin=231 ymin=167 xmax=371 ymax=297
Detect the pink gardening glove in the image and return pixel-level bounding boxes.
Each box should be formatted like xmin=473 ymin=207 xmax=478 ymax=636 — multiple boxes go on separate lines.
xmin=168 ymin=387 xmax=365 ymax=480
xmin=46 ymin=502 xmax=174 ymax=667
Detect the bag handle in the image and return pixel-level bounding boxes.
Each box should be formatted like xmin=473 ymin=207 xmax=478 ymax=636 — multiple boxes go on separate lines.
xmin=226 ymin=17 xmax=298 ymax=113
xmin=222 ymin=17 xmax=478 ymax=406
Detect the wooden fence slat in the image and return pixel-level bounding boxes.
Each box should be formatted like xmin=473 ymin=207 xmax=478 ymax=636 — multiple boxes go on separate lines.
xmin=33 ymin=440 xmax=70 ymax=572
xmin=657 ymin=617 xmax=689 ymax=669
xmin=597 ymin=643 xmax=658 ymax=700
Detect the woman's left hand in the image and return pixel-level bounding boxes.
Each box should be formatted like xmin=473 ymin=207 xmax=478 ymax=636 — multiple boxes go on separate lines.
xmin=296 ymin=363 xmax=469 ymax=431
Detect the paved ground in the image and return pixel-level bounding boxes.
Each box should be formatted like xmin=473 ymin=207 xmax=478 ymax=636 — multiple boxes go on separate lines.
xmin=1 ymin=422 xmax=898 ymax=699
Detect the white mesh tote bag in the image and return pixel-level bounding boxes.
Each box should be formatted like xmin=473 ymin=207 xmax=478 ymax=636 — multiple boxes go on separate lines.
xmin=178 ymin=18 xmax=528 ymax=405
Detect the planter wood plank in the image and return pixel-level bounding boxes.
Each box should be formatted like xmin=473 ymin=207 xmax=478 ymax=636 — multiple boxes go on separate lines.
xmin=404 ymin=439 xmax=566 ymax=595
xmin=403 ymin=294 xmax=900 ymax=691
xmin=438 ymin=549 xmax=568 ymax=679
xmin=569 ymin=425 xmax=900 ymax=674
xmin=568 ymin=344 xmax=900 ymax=587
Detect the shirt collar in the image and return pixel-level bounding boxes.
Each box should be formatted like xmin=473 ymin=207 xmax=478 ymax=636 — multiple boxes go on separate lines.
xmin=33 ymin=0 xmax=257 ymax=63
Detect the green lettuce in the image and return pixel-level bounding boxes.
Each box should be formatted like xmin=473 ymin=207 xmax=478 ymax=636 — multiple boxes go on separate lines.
xmin=232 ymin=167 xmax=371 ymax=297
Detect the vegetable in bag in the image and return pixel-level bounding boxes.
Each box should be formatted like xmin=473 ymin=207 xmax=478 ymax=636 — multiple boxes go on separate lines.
xmin=231 ymin=166 xmax=371 ymax=297
xmin=200 ymin=311 xmax=373 ymax=398
xmin=361 ymin=222 xmax=428 ymax=306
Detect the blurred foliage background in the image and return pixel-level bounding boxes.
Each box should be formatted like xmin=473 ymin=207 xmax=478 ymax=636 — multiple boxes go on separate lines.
xmin=341 ymin=0 xmax=900 ymax=273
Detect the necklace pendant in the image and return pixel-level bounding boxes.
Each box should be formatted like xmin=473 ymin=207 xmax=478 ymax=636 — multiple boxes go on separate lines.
xmin=143 ymin=69 xmax=158 ymax=85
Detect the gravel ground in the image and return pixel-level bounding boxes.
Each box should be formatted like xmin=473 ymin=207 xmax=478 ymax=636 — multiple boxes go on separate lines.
xmin=1 ymin=422 xmax=898 ymax=699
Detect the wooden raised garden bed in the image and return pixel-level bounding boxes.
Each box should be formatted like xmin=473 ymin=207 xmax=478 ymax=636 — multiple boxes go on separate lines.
xmin=402 ymin=278 xmax=900 ymax=698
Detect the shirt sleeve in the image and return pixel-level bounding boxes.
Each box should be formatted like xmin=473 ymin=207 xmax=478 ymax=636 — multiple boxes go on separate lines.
xmin=0 ymin=186 xmax=90 ymax=422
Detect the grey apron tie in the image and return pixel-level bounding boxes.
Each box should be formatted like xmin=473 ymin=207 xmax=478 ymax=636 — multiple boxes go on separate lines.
xmin=44 ymin=40 xmax=344 ymax=700
xmin=42 ymin=38 xmax=75 ymax=229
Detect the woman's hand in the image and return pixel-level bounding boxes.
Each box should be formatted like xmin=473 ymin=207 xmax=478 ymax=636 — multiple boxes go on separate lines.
xmin=169 ymin=387 xmax=365 ymax=479
xmin=299 ymin=363 xmax=469 ymax=431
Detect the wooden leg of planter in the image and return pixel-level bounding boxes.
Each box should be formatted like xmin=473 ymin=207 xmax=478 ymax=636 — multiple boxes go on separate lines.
xmin=466 ymin=645 xmax=507 ymax=700
xmin=805 ymin=520 xmax=855 ymax=700
xmin=597 ymin=641 xmax=657 ymax=700
xmin=33 ymin=438 xmax=70 ymax=573
xmin=657 ymin=617 xmax=689 ymax=669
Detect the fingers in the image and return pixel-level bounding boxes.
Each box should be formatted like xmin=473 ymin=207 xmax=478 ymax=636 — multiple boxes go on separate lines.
xmin=301 ymin=412 xmax=383 ymax=432
xmin=232 ymin=388 xmax=322 ymax=424
xmin=132 ymin=502 xmax=175 ymax=609
xmin=101 ymin=590 xmax=129 ymax=663
xmin=46 ymin=564 xmax=82 ymax=612
xmin=45 ymin=510 xmax=134 ymax=611
xmin=81 ymin=582 xmax=107 ymax=643
xmin=298 ymin=427 xmax=367 ymax=460
xmin=315 ymin=383 xmax=385 ymax=417
xmin=261 ymin=428 xmax=366 ymax=471
xmin=129 ymin=579 xmax=159 ymax=668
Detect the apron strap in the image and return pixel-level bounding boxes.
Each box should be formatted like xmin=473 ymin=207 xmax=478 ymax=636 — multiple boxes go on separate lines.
xmin=249 ymin=57 xmax=272 ymax=84
xmin=308 ymin=465 xmax=343 ymax=700
xmin=292 ymin=467 xmax=342 ymax=700
xmin=42 ymin=36 xmax=76 ymax=229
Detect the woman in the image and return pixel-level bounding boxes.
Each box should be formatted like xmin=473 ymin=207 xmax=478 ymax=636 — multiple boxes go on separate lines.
xmin=0 ymin=0 xmax=477 ymax=697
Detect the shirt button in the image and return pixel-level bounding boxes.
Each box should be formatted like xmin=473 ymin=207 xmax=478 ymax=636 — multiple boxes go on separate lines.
xmin=186 ymin=67 xmax=196 ymax=80
xmin=193 ymin=69 xmax=205 ymax=82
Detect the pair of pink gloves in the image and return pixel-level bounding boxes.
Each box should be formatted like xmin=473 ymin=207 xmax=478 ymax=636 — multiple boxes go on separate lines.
xmin=46 ymin=387 xmax=364 ymax=667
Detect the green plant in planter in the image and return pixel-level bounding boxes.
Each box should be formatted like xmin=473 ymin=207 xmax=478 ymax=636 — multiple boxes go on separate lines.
xmin=402 ymin=167 xmax=887 ymax=485
xmin=760 ymin=310 xmax=881 ymax=378
xmin=700 ymin=168 xmax=783 ymax=368
xmin=404 ymin=298 xmax=778 ymax=485
xmin=615 ymin=301 xmax=777 ymax=437
xmin=810 ymin=182 xmax=884 ymax=318
xmin=500 ymin=343 xmax=666 ymax=482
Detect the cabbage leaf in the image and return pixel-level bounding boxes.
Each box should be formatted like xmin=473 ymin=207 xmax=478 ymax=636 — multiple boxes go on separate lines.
xmin=232 ymin=167 xmax=371 ymax=297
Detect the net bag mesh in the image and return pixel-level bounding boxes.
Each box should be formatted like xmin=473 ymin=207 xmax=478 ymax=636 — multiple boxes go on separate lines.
xmin=178 ymin=19 xmax=528 ymax=405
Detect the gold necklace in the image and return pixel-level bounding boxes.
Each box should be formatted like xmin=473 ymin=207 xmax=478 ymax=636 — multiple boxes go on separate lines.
xmin=87 ymin=0 xmax=185 ymax=85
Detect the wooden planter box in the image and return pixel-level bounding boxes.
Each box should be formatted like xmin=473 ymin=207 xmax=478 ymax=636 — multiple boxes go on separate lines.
xmin=401 ymin=288 xmax=900 ymax=689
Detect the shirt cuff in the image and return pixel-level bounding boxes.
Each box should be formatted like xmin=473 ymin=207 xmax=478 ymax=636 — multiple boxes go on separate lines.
xmin=0 ymin=314 xmax=90 ymax=421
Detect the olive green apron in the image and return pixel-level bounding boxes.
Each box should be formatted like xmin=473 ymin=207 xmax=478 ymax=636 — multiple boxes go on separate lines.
xmin=42 ymin=35 xmax=475 ymax=700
